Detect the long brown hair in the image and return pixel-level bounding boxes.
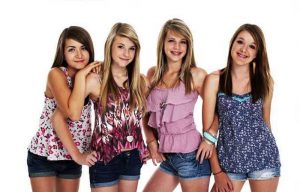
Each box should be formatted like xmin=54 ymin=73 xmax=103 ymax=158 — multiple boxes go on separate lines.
xmin=99 ymin=23 xmax=146 ymax=114
xmin=219 ymin=24 xmax=272 ymax=102
xmin=152 ymin=18 xmax=196 ymax=94
xmin=51 ymin=26 xmax=94 ymax=68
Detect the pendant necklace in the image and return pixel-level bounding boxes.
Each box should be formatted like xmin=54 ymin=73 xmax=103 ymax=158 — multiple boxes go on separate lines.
xmin=124 ymin=95 xmax=134 ymax=143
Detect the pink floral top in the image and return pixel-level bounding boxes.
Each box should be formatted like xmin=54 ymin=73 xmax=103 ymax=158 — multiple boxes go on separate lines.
xmin=28 ymin=67 xmax=92 ymax=160
xmin=91 ymin=86 xmax=148 ymax=164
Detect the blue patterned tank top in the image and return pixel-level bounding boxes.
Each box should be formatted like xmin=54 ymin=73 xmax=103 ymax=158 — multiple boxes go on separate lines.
xmin=216 ymin=92 xmax=281 ymax=173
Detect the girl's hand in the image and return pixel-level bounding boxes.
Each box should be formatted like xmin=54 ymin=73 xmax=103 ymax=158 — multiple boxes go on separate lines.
xmin=147 ymin=140 xmax=165 ymax=166
xmin=212 ymin=172 xmax=234 ymax=192
xmin=73 ymin=151 xmax=98 ymax=167
xmin=77 ymin=61 xmax=101 ymax=77
xmin=196 ymin=140 xmax=214 ymax=163
xmin=91 ymin=61 xmax=102 ymax=74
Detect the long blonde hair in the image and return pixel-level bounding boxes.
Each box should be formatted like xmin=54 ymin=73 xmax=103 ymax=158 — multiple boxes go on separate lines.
xmin=99 ymin=23 xmax=146 ymax=114
xmin=152 ymin=18 xmax=196 ymax=94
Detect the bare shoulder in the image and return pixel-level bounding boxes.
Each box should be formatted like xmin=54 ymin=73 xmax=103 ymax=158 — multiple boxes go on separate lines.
xmin=147 ymin=66 xmax=156 ymax=80
xmin=205 ymin=72 xmax=220 ymax=88
xmin=191 ymin=67 xmax=207 ymax=78
xmin=87 ymin=72 xmax=101 ymax=87
xmin=47 ymin=67 xmax=68 ymax=86
xmin=191 ymin=67 xmax=207 ymax=86
xmin=48 ymin=67 xmax=64 ymax=79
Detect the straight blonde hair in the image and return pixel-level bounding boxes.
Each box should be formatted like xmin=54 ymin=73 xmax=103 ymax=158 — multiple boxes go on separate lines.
xmin=152 ymin=18 xmax=196 ymax=94
xmin=99 ymin=23 xmax=146 ymax=114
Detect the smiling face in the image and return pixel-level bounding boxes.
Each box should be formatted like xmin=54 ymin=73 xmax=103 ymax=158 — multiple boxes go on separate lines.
xmin=64 ymin=38 xmax=90 ymax=71
xmin=111 ymin=35 xmax=136 ymax=68
xmin=163 ymin=30 xmax=187 ymax=64
xmin=231 ymin=30 xmax=257 ymax=66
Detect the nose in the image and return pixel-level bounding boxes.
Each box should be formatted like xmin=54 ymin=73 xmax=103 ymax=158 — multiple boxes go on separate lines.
xmin=123 ymin=49 xmax=129 ymax=57
xmin=76 ymin=49 xmax=83 ymax=58
xmin=173 ymin=42 xmax=180 ymax=50
xmin=240 ymin=45 xmax=247 ymax=53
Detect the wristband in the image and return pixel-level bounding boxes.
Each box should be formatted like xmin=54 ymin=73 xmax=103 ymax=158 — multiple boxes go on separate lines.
xmin=203 ymin=131 xmax=218 ymax=144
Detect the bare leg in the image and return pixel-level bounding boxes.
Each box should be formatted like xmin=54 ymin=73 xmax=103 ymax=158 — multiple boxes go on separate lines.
xmin=249 ymin=177 xmax=279 ymax=192
xmin=180 ymin=177 xmax=210 ymax=192
xmin=119 ymin=179 xmax=139 ymax=192
xmin=57 ymin=178 xmax=80 ymax=192
xmin=30 ymin=176 xmax=56 ymax=192
xmin=231 ymin=180 xmax=245 ymax=192
xmin=91 ymin=185 xmax=118 ymax=192
xmin=143 ymin=169 xmax=179 ymax=192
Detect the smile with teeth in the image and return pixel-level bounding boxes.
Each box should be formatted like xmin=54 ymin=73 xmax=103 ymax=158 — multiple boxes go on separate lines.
xmin=171 ymin=51 xmax=182 ymax=56
xmin=237 ymin=52 xmax=248 ymax=59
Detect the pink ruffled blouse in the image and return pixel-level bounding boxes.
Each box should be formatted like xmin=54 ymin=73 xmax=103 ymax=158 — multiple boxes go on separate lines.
xmin=147 ymin=81 xmax=202 ymax=153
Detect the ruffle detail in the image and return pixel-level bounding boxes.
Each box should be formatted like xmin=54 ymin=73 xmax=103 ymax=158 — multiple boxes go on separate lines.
xmin=147 ymin=82 xmax=198 ymax=128
xmin=146 ymin=82 xmax=201 ymax=153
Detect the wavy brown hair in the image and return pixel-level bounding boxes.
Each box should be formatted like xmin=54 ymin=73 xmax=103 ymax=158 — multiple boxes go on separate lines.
xmin=151 ymin=18 xmax=196 ymax=94
xmin=219 ymin=24 xmax=272 ymax=102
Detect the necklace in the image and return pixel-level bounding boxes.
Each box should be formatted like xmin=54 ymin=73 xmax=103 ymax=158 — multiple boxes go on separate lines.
xmin=122 ymin=90 xmax=134 ymax=143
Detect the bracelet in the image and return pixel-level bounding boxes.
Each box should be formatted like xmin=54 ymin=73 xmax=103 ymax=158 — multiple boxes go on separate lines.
xmin=213 ymin=170 xmax=223 ymax=175
xmin=203 ymin=131 xmax=218 ymax=144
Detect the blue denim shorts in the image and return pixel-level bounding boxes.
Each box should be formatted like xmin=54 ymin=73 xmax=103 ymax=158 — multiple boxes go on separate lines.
xmin=27 ymin=151 xmax=82 ymax=179
xmin=89 ymin=149 xmax=143 ymax=188
xmin=227 ymin=167 xmax=281 ymax=181
xmin=159 ymin=150 xmax=211 ymax=180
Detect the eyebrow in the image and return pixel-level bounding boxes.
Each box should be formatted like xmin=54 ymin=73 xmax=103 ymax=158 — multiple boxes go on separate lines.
xmin=66 ymin=45 xmax=85 ymax=48
xmin=236 ymin=37 xmax=256 ymax=44
xmin=116 ymin=43 xmax=135 ymax=48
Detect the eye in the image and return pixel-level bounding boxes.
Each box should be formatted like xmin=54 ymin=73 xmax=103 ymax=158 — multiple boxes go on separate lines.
xmin=81 ymin=46 xmax=87 ymax=51
xmin=180 ymin=40 xmax=187 ymax=44
xmin=236 ymin=40 xmax=243 ymax=44
xmin=167 ymin=39 xmax=175 ymax=43
xmin=129 ymin=47 xmax=136 ymax=51
xmin=67 ymin=48 xmax=75 ymax=53
xmin=249 ymin=45 xmax=256 ymax=50
xmin=117 ymin=45 xmax=124 ymax=49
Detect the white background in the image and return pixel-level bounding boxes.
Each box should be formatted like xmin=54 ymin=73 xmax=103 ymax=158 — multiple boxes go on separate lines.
xmin=0 ymin=0 xmax=299 ymax=191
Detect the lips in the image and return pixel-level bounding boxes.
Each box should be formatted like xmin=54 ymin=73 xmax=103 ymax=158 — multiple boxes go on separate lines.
xmin=237 ymin=52 xmax=248 ymax=59
xmin=75 ymin=59 xmax=85 ymax=63
xmin=170 ymin=51 xmax=182 ymax=56
xmin=119 ymin=57 xmax=130 ymax=62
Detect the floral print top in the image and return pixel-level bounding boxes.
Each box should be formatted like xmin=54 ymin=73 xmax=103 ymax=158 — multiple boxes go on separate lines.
xmin=91 ymin=86 xmax=148 ymax=164
xmin=216 ymin=92 xmax=281 ymax=173
xmin=28 ymin=67 xmax=92 ymax=160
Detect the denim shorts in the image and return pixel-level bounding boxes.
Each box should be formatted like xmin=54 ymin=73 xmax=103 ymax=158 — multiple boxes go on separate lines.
xmin=159 ymin=150 xmax=211 ymax=180
xmin=27 ymin=151 xmax=82 ymax=179
xmin=89 ymin=149 xmax=143 ymax=188
xmin=227 ymin=167 xmax=281 ymax=181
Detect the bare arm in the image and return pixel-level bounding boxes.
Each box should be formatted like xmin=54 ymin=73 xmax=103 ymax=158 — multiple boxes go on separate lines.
xmin=263 ymin=80 xmax=274 ymax=129
xmin=203 ymin=74 xmax=233 ymax=192
xmin=51 ymin=68 xmax=101 ymax=166
xmin=142 ymin=67 xmax=166 ymax=165
xmin=48 ymin=61 xmax=100 ymax=121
